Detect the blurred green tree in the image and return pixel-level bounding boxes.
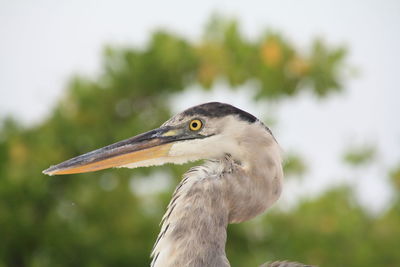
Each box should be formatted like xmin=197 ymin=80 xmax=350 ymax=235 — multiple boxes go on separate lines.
xmin=0 ymin=17 xmax=398 ymax=267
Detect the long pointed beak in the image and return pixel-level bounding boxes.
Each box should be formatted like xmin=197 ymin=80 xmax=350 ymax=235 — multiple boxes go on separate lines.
xmin=43 ymin=126 xmax=183 ymax=176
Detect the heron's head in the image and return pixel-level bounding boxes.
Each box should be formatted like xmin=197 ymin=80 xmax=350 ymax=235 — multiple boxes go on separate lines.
xmin=43 ymin=102 xmax=276 ymax=175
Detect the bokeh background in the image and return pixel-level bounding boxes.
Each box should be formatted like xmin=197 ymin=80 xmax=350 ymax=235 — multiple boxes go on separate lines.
xmin=1 ymin=1 xmax=400 ymax=266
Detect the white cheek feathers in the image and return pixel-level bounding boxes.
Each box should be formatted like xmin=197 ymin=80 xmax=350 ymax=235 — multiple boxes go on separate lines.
xmin=168 ymin=136 xmax=225 ymax=161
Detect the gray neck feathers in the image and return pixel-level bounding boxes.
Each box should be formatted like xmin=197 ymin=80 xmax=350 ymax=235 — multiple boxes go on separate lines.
xmin=151 ymin=160 xmax=231 ymax=267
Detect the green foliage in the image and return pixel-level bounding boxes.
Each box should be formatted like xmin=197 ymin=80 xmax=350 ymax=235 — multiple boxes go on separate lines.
xmin=343 ymin=145 xmax=376 ymax=166
xmin=1 ymin=16 xmax=398 ymax=267
xmin=283 ymin=154 xmax=307 ymax=178
xmin=390 ymin=165 xmax=400 ymax=193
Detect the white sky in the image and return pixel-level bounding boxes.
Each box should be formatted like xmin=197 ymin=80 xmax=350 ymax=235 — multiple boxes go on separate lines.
xmin=1 ymin=0 xmax=399 ymax=213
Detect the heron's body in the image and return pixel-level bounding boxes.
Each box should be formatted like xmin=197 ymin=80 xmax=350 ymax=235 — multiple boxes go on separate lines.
xmin=43 ymin=102 xmax=301 ymax=267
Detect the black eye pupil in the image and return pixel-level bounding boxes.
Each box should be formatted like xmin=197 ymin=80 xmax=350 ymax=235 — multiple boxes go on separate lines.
xmin=192 ymin=122 xmax=198 ymax=128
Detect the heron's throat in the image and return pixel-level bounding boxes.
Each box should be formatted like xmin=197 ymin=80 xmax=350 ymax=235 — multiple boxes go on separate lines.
xmin=151 ymin=164 xmax=230 ymax=267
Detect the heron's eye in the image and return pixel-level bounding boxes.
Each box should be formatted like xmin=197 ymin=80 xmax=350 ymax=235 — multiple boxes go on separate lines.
xmin=189 ymin=119 xmax=203 ymax=131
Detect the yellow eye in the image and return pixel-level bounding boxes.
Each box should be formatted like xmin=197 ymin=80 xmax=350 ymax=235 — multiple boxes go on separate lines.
xmin=189 ymin=119 xmax=203 ymax=131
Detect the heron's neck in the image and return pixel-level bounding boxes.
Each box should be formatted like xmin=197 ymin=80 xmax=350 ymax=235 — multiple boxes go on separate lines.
xmin=151 ymin=161 xmax=231 ymax=267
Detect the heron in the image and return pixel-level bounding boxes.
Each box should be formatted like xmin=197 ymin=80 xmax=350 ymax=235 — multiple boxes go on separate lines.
xmin=43 ymin=102 xmax=311 ymax=267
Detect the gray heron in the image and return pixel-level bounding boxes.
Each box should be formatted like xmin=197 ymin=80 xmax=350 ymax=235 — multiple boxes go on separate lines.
xmin=43 ymin=102 xmax=311 ymax=267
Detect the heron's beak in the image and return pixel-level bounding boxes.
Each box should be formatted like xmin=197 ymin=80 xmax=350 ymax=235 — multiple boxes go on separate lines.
xmin=43 ymin=126 xmax=192 ymax=176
